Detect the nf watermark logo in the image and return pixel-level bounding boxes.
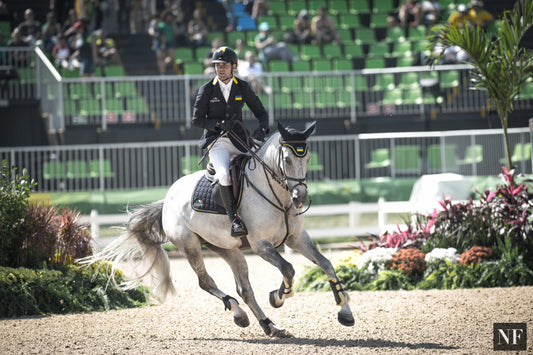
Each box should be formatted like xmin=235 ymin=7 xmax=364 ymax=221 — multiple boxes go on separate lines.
xmin=493 ymin=323 xmax=527 ymax=351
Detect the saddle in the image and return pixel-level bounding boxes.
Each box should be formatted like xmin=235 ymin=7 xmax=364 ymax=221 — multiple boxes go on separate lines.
xmin=191 ymin=154 xmax=250 ymax=214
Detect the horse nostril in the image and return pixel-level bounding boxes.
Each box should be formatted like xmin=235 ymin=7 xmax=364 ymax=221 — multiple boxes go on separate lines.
xmin=291 ymin=186 xmax=308 ymax=208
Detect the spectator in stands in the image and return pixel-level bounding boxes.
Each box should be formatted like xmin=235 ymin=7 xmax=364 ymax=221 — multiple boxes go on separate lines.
xmin=251 ymin=0 xmax=270 ymax=19
xmin=310 ymin=6 xmax=341 ymax=46
xmin=15 ymin=8 xmax=41 ymax=46
xmin=285 ymin=9 xmax=313 ymax=45
xmin=150 ymin=10 xmax=178 ymax=75
xmin=466 ymin=0 xmax=493 ymax=29
xmin=70 ymin=19 xmax=96 ymax=77
xmin=129 ymin=0 xmax=144 ymax=34
xmin=234 ymin=38 xmax=247 ymax=60
xmin=0 ymin=1 xmax=13 ymax=28
xmin=238 ymin=50 xmax=270 ymax=94
xmin=187 ymin=9 xmax=208 ymax=48
xmin=63 ymin=9 xmax=80 ymax=45
xmin=40 ymin=12 xmax=62 ymax=53
xmin=254 ymin=21 xmax=296 ymax=63
xmin=7 ymin=28 xmax=30 ymax=66
xmin=420 ymin=0 xmax=441 ymax=26
xmin=94 ymin=28 xmax=122 ymax=72
xmin=173 ymin=9 xmax=189 ymax=47
xmin=203 ymin=37 xmax=223 ymax=75
xmin=52 ymin=33 xmax=72 ymax=69
xmin=447 ymin=4 xmax=469 ymax=28
xmin=396 ymin=0 xmax=422 ymax=28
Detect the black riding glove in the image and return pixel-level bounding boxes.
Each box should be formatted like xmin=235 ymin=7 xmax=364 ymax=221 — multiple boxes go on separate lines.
xmin=218 ymin=119 xmax=234 ymax=131
xmin=253 ymin=127 xmax=269 ymax=141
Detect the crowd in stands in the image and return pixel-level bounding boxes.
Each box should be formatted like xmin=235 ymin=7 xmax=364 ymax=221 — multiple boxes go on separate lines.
xmin=0 ymin=0 xmax=499 ymax=80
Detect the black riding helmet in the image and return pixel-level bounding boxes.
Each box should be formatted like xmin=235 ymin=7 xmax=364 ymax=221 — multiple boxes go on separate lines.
xmin=212 ymin=46 xmax=238 ymax=65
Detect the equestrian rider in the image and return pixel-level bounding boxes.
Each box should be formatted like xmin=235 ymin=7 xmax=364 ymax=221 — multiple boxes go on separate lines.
xmin=192 ymin=46 xmax=269 ymax=237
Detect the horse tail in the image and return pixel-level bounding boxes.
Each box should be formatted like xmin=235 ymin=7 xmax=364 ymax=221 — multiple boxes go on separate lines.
xmin=79 ymin=200 xmax=176 ymax=301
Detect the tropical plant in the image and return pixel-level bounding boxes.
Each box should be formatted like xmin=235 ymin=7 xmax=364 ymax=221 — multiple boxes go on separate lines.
xmin=428 ymin=0 xmax=533 ymax=168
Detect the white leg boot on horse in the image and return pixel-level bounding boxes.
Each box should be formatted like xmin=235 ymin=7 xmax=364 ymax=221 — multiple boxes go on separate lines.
xmin=220 ymin=185 xmax=248 ymax=237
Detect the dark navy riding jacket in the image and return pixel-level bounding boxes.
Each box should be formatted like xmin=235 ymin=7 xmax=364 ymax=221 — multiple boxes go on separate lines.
xmin=192 ymin=76 xmax=269 ymax=152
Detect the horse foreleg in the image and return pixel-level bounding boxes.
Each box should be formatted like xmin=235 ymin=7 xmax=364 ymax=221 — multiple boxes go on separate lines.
xmin=181 ymin=241 xmax=250 ymax=328
xmin=252 ymin=239 xmax=296 ymax=309
xmin=207 ymin=244 xmax=293 ymax=338
xmin=286 ymin=232 xmax=355 ymax=327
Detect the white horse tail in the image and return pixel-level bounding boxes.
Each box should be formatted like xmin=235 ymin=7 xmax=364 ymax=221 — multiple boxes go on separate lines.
xmin=80 ymin=200 xmax=176 ymax=301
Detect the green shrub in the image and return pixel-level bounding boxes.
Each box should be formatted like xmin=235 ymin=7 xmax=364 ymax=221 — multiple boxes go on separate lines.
xmin=0 ymin=161 xmax=36 ymax=267
xmin=0 ymin=262 xmax=148 ymax=318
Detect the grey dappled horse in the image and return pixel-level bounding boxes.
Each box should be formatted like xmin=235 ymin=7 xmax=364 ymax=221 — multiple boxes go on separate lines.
xmin=86 ymin=122 xmax=354 ymax=337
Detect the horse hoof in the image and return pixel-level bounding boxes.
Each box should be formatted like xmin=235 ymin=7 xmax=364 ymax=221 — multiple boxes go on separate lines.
xmin=270 ymin=325 xmax=294 ymax=338
xmin=234 ymin=314 xmax=250 ymax=328
xmin=269 ymin=290 xmax=283 ymax=308
xmin=338 ymin=312 xmax=355 ymax=327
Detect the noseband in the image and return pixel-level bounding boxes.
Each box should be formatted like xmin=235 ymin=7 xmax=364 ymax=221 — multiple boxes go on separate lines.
xmin=278 ymin=140 xmax=309 ymax=194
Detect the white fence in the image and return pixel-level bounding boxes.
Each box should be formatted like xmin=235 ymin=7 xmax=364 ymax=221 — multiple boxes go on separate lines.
xmin=79 ymin=198 xmax=461 ymax=241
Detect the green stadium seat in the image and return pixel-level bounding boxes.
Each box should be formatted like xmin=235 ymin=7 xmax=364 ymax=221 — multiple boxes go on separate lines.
xmin=338 ymin=28 xmax=354 ymax=44
xmin=303 ymin=76 xmax=323 ymax=92
xmin=346 ymin=75 xmax=368 ymax=92
xmin=370 ymin=14 xmax=389 ymax=28
xmin=104 ymin=65 xmax=125 ymax=77
xmin=519 ymin=81 xmax=533 ymax=99
xmin=402 ymin=87 xmax=423 ymax=105
xmin=343 ymin=44 xmax=364 ymax=59
xmin=80 ymin=99 xmax=102 ymax=115
xmin=457 ymin=145 xmax=483 ymax=165
xmin=63 ymin=100 xmax=78 ymax=116
xmin=336 ymin=89 xmax=358 ymax=108
xmin=301 ymin=44 xmax=322 ymax=60
xmin=93 ymin=83 xmax=115 ymax=100
xmin=440 ymin=70 xmax=460 ymax=88
xmin=385 ymin=26 xmax=406 ymax=43
xmin=175 ymin=47 xmax=195 ymax=63
xmin=288 ymin=0 xmax=307 ymax=16
xmin=257 ymin=15 xmax=278 ymax=29
xmin=372 ymin=73 xmax=395 ymax=91
xmin=66 ymin=160 xmax=90 ymax=179
xmin=269 ymin=2 xmax=286 ymax=15
xmin=90 ymin=159 xmax=115 ymax=178
xmin=324 ymin=76 xmax=344 ymax=92
xmin=382 ymin=87 xmax=403 ymax=105
xmin=323 ymin=43 xmax=342 ymax=59
xmin=69 ymin=83 xmax=93 ymax=100
xmin=333 ymin=59 xmax=353 ymax=70
xmin=269 ymin=60 xmax=290 ymax=72
xmin=367 ymin=42 xmax=389 ymax=58
xmin=294 ymin=92 xmax=313 ymax=108
xmin=398 ymin=72 xmax=420 ymax=89
xmin=207 ymin=31 xmax=225 ymax=44
xmin=278 ymin=15 xmax=294 ymax=31
xmin=126 ymin=97 xmax=149 ymax=114
xmin=105 ymin=98 xmax=124 ymax=112
xmin=292 ymin=60 xmax=311 ymax=72
xmin=114 ymin=81 xmax=137 ymax=98
xmin=281 ymin=76 xmax=302 ymax=93
xmin=315 ymin=91 xmax=337 ymax=108
xmin=499 ymin=142 xmax=532 ymax=164
xmin=355 ymin=28 xmax=376 ymax=44
xmin=393 ymin=145 xmax=421 ymax=172
xmin=428 ymin=144 xmax=458 ymax=171
xmin=365 ymin=148 xmax=391 ymax=169
xmin=312 ymin=59 xmax=332 ymax=71
xmin=274 ymin=93 xmax=293 ymax=108
xmin=422 ymin=91 xmax=444 ymax=104
xmin=329 ymin=0 xmax=349 ymax=15
xmin=408 ymin=25 xmax=427 ymax=41
xmin=390 ymin=41 xmax=412 ymax=58
xmin=373 ymin=0 xmax=395 ymax=13
xmin=0 ymin=21 xmax=10 ymax=35
xmin=227 ymin=31 xmax=246 ymax=46
xmin=184 ymin=62 xmax=204 ymax=75
xmin=339 ymin=14 xmax=361 ymax=29
xmin=308 ymin=152 xmax=324 ymax=172
xmin=43 ymin=161 xmax=65 ymax=179
xmin=349 ymin=0 xmax=371 ymax=14
xmin=396 ymin=57 xmax=414 ymax=67
xmin=308 ymin=0 xmax=327 ymax=15
xmin=61 ymin=68 xmax=80 ymax=78
xmin=365 ymin=57 xmax=386 ymax=69
xmin=17 ymin=67 xmax=35 ymax=84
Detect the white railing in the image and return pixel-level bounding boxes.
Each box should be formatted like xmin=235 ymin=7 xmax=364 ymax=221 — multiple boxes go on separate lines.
xmin=1 ymin=127 xmax=530 ymax=192
xmin=79 ymin=198 xmax=456 ymax=241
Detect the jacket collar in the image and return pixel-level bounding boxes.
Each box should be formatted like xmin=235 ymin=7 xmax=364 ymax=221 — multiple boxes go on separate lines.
xmin=212 ymin=76 xmax=239 ymax=85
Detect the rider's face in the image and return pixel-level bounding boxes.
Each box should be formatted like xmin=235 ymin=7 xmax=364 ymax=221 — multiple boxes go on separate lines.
xmin=215 ymin=62 xmax=234 ymax=83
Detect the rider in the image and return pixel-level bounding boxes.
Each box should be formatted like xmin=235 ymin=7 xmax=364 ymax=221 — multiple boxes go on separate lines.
xmin=192 ymin=46 xmax=269 ymax=237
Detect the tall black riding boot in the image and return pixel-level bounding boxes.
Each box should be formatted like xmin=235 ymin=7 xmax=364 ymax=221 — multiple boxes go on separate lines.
xmin=219 ymin=185 xmax=248 ymax=237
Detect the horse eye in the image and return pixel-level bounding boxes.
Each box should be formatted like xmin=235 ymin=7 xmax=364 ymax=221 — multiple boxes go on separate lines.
xmin=284 ymin=156 xmax=291 ymax=164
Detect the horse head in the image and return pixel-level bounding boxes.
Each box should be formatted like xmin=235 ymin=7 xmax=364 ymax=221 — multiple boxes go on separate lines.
xmin=276 ymin=121 xmax=316 ymax=209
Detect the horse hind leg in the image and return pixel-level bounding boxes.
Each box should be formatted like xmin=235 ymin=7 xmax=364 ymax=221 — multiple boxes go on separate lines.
xmin=179 ymin=238 xmax=250 ymax=329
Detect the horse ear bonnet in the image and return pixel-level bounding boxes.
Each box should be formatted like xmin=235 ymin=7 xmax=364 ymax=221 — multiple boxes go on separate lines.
xmin=277 ymin=121 xmax=316 ymax=157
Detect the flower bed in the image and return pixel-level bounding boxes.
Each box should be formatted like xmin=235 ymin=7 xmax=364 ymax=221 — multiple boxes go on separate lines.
xmin=296 ymin=168 xmax=533 ymax=291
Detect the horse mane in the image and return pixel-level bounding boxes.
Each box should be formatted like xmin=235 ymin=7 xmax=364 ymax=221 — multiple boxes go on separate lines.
xmin=255 ymin=132 xmax=281 ymax=161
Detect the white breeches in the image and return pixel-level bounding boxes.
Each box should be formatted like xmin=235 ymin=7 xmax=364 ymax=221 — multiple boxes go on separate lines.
xmin=208 ymin=136 xmax=242 ymax=186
